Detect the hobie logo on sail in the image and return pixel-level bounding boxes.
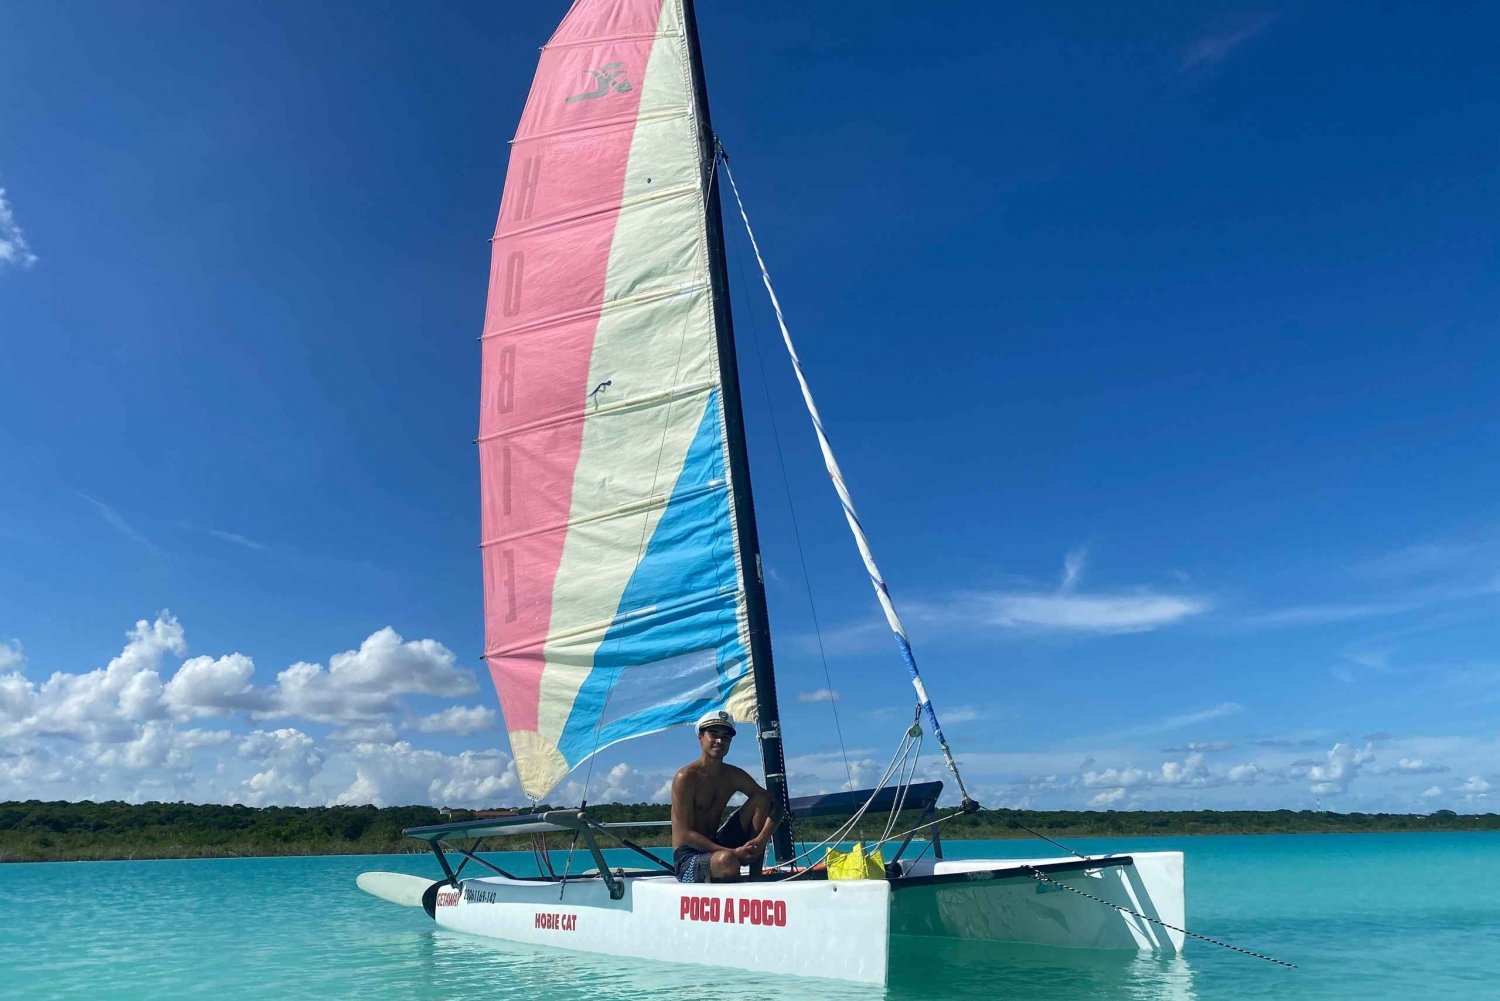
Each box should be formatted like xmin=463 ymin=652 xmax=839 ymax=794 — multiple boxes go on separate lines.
xmin=566 ymin=62 xmax=633 ymax=103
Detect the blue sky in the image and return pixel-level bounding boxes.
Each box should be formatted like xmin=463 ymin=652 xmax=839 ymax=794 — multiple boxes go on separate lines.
xmin=1 ymin=1 xmax=1496 ymax=813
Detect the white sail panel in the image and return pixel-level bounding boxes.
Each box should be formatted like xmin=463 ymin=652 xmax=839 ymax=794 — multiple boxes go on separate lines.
xmin=478 ymin=0 xmax=756 ymax=801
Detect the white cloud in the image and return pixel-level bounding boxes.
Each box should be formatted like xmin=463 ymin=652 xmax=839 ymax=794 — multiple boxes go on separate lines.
xmin=332 ymin=742 xmax=517 ymax=808
xmin=818 ymin=550 xmax=1207 ymax=645
xmin=966 ymin=591 xmax=1207 ymax=634
xmin=1083 ymin=751 xmax=1216 ymax=792
xmin=164 ymin=653 xmax=266 ymax=716
xmin=6 ymin=614 xmax=185 ymax=742
xmin=1421 ymin=786 xmax=1443 ymax=798
xmin=0 ymin=614 xmax=517 ymax=807
xmin=0 ymin=616 xmax=486 ymax=743
xmin=0 ymin=184 xmax=37 ymax=269
xmin=413 ymin=705 xmax=497 ymax=736
xmin=1392 ymin=758 xmax=1449 ymax=775
xmin=78 ymin=493 xmax=161 ymax=554
xmin=797 ymin=688 xmax=839 ymax=703
xmin=1461 ymin=775 xmax=1491 ymax=794
xmin=1104 ymin=702 xmax=1244 ymax=741
xmin=784 ymin=748 xmax=887 ymax=795
xmin=268 ymin=627 xmax=476 ymax=723
xmin=1227 ymin=763 xmax=1261 ymax=784
xmin=1089 ymin=787 xmax=1126 ymax=807
xmin=204 ymin=528 xmax=270 ymax=552
xmin=1180 ymin=13 xmax=1275 ymax=71
xmin=1161 ymin=741 xmax=1235 ymax=753
xmin=329 ymin=721 xmax=400 ymax=743
xmin=1060 ymin=547 xmax=1087 ymax=591
xmin=0 ymin=641 xmax=22 ymax=672
xmin=1294 ymin=742 xmax=1373 ymax=796
xmin=239 ymin=728 xmax=326 ymax=806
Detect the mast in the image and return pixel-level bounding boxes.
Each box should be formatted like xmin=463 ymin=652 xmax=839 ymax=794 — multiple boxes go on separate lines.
xmin=681 ymin=0 xmax=795 ymax=865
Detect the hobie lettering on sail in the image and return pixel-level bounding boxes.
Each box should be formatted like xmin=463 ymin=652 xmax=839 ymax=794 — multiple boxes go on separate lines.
xmin=478 ymin=0 xmax=755 ymax=800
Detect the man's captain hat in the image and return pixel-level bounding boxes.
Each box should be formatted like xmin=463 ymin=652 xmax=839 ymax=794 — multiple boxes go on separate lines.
xmin=694 ymin=709 xmax=737 ymax=735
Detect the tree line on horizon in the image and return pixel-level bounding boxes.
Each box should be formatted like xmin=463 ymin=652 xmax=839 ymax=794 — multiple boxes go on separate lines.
xmin=1 ymin=798 xmax=1494 ymax=863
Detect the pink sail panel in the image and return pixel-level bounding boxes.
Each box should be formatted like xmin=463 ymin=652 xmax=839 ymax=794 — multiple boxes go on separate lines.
xmin=478 ymin=0 xmax=756 ymax=800
xmin=479 ymin=8 xmax=655 ymax=732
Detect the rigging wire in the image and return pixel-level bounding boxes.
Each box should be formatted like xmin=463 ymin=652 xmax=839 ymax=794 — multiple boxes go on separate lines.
xmin=718 ymin=151 xmax=978 ymax=810
xmin=724 ymin=172 xmax=854 ymax=798
xmin=774 ymin=723 xmax=925 ymax=877
xmin=1025 ymin=867 xmax=1298 ymax=969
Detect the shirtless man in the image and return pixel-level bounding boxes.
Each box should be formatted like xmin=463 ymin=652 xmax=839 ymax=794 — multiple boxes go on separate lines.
xmin=671 ymin=709 xmax=777 ymax=883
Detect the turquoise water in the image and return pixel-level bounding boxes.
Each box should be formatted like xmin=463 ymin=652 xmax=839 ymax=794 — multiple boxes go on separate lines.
xmin=1 ymin=833 xmax=1496 ymax=999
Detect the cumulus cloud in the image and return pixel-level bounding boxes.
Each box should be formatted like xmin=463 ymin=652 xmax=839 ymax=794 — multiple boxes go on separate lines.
xmin=797 ymin=688 xmax=839 ymax=703
xmin=1293 ymin=742 xmax=1373 ymax=796
xmin=333 ymin=742 xmax=517 ymax=808
xmin=0 ymin=614 xmax=515 ymax=808
xmin=0 ymin=184 xmax=37 ymax=269
xmin=164 ymin=653 xmax=266 ymax=716
xmin=240 ymin=728 xmax=326 ymax=806
xmin=1227 ymin=763 xmax=1261 ymax=784
xmin=413 ymin=705 xmax=497 ymax=736
xmin=1461 ymin=776 xmax=1491 ymax=794
xmin=1 ymin=616 xmax=481 ymax=741
xmin=268 ymin=627 xmax=476 ymax=723
xmin=1090 ymin=787 xmax=1126 ymax=807
xmin=2 ymin=614 xmax=185 ymax=742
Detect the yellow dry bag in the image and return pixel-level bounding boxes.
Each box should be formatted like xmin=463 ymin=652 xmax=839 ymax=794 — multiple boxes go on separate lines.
xmin=825 ymin=842 xmax=885 ymax=880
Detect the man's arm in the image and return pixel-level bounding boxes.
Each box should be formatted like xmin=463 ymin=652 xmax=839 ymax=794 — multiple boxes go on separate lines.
xmin=670 ymin=769 xmax=726 ymax=854
xmin=731 ymin=768 xmax=778 ymax=855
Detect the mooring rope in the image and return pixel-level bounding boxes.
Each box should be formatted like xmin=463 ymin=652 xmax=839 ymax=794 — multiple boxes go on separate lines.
xmin=1024 ymin=866 xmax=1297 ymax=969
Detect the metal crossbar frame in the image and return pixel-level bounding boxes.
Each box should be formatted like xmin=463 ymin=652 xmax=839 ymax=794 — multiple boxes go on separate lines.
xmin=409 ymin=810 xmax=681 ymax=900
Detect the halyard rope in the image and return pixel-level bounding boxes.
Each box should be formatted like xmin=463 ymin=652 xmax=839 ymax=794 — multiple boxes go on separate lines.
xmin=721 ymin=151 xmax=975 ymax=807
xmin=1024 ymin=866 xmax=1297 ymax=968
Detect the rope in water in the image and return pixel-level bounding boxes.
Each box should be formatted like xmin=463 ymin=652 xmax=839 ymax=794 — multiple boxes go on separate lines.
xmin=1024 ymin=866 xmax=1298 ymax=968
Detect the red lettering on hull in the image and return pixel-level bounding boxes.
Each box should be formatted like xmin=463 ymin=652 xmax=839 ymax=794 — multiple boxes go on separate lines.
xmin=678 ymin=896 xmax=787 ymax=927
xmin=533 ymin=912 xmax=578 ymax=931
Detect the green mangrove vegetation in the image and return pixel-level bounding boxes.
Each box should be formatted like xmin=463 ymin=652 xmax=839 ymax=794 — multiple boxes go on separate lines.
xmin=3 ymin=799 xmax=1496 ymax=863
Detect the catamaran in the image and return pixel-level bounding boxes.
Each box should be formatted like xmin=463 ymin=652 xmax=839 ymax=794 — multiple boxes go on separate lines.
xmin=357 ymin=0 xmax=1185 ymax=984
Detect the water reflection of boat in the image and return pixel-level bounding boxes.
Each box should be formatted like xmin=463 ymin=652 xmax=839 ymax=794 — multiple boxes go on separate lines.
xmin=412 ymin=917 xmax=1197 ymax=1001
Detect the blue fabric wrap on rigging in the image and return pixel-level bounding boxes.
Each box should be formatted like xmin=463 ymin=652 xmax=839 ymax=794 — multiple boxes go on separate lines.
xmin=557 ymin=390 xmax=751 ymax=766
xmin=890 ymin=631 xmax=952 ymax=747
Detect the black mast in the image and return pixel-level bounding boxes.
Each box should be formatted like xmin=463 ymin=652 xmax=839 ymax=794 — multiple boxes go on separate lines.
xmin=680 ymin=0 xmax=795 ymax=866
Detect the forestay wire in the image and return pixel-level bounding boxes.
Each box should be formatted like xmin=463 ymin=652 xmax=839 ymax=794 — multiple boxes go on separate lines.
xmin=719 ymin=148 xmax=977 ymax=810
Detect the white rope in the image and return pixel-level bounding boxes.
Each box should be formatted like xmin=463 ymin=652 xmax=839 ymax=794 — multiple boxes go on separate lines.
xmin=774 ymin=726 xmax=923 ymax=878
xmin=720 ymin=155 xmax=974 ymax=804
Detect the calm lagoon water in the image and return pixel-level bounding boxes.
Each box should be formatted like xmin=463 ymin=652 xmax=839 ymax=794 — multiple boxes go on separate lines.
xmin=1 ymin=832 xmax=1496 ymax=1000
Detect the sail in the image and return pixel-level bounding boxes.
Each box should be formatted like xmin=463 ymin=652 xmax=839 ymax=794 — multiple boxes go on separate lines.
xmin=478 ymin=0 xmax=757 ymax=801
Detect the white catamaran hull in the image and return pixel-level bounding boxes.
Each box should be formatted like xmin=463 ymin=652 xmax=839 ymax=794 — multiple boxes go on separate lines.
xmin=415 ymin=851 xmax=1183 ymax=985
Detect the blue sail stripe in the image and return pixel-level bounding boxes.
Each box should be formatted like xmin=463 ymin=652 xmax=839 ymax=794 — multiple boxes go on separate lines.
xmin=557 ymin=390 xmax=749 ymax=766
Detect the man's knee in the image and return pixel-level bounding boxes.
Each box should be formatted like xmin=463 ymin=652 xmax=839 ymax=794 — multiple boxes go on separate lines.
xmin=709 ymin=850 xmax=739 ymax=881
